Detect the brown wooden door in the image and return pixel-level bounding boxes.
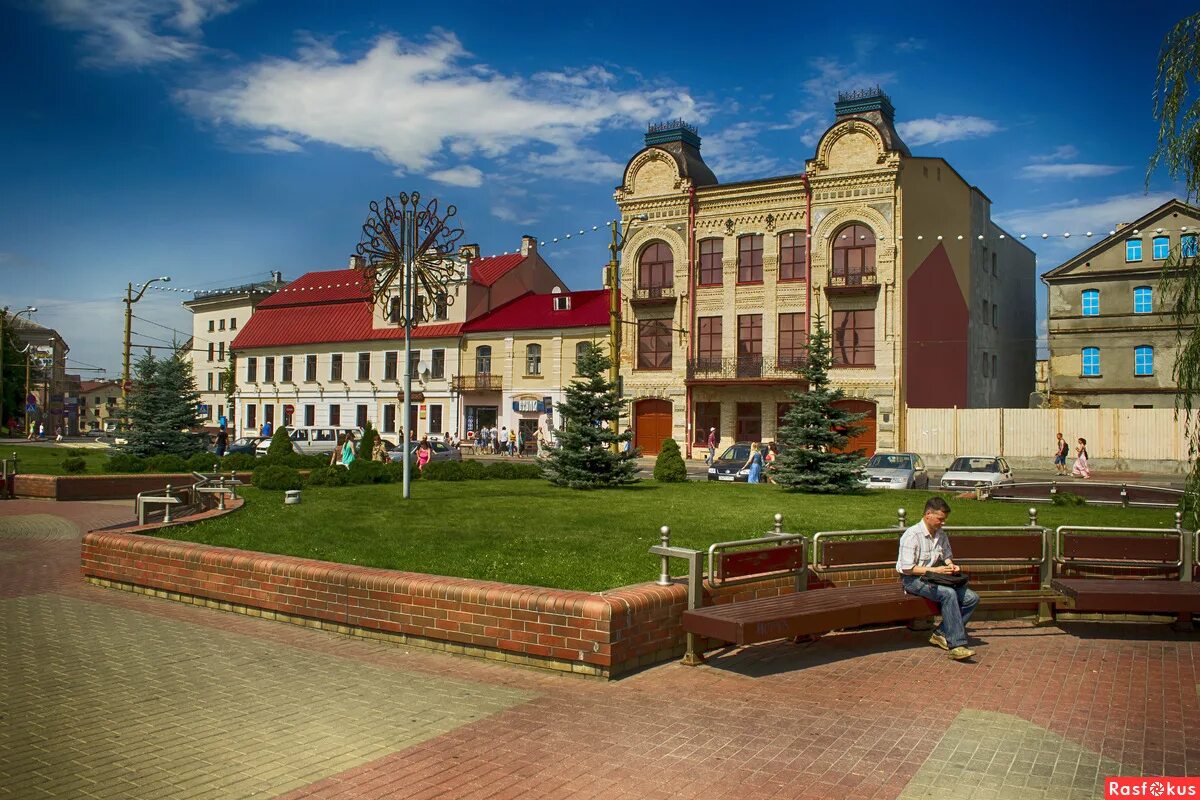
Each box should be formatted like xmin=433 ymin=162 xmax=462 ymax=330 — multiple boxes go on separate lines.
xmin=634 ymin=399 xmax=673 ymax=455
xmin=832 ymin=399 xmax=876 ymax=455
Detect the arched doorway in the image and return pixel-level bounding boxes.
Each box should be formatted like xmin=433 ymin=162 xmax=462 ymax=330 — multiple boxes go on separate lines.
xmin=832 ymin=399 xmax=877 ymax=455
xmin=634 ymin=399 xmax=673 ymax=455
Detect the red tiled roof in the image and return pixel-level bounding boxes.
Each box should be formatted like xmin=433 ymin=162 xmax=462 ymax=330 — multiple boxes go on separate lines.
xmin=462 ymin=290 xmax=609 ymax=333
xmin=231 ymin=302 xmax=463 ymax=350
xmin=470 ymin=254 xmax=524 ymax=287
xmin=256 ymin=269 xmax=370 ymax=308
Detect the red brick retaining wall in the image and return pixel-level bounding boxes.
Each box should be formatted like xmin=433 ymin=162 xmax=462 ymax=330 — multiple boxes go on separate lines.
xmin=14 ymin=473 xmax=250 ymax=501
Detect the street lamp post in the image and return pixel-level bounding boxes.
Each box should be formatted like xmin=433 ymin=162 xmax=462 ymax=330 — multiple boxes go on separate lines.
xmin=0 ymin=305 xmax=36 ymax=433
xmin=123 ymin=277 xmax=171 ymax=406
xmin=606 ymin=214 xmax=648 ymax=449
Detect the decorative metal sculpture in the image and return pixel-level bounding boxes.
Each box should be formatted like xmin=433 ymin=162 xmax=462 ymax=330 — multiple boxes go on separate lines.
xmin=356 ymin=192 xmax=465 ymax=324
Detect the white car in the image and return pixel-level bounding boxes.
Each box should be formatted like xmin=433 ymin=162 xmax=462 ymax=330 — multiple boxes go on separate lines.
xmin=940 ymin=455 xmax=1014 ymax=490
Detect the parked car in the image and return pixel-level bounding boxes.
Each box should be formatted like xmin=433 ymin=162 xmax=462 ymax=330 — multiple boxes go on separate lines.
xmin=707 ymin=441 xmax=774 ymax=482
xmin=223 ymin=436 xmax=264 ymax=456
xmin=387 ymin=440 xmax=462 ymax=464
xmin=254 ymin=427 xmax=364 ymax=458
xmin=939 ymin=455 xmax=1014 ymax=490
xmin=860 ymin=452 xmax=930 ymax=490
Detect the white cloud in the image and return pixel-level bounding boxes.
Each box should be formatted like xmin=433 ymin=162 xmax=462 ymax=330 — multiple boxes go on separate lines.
xmin=178 ymin=31 xmax=704 ymax=184
xmin=255 ymin=135 xmax=302 ymax=152
xmin=893 ymin=37 xmax=926 ymax=53
xmin=802 ymin=58 xmax=896 ymax=110
xmin=42 ymin=0 xmax=236 ymax=67
xmin=997 ymin=191 xmax=1179 ymax=239
xmin=1030 ymin=144 xmax=1080 ymax=163
xmin=896 ymin=115 xmax=1001 ymax=146
xmin=702 ymin=122 xmax=780 ymax=180
xmin=1019 ymin=163 xmax=1128 ymax=180
xmin=429 ymin=165 xmax=484 ymax=188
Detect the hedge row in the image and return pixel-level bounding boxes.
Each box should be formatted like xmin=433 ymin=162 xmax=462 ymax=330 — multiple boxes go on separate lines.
xmin=100 ymin=451 xmax=329 ymax=475
xmin=251 ymin=459 xmax=543 ymax=491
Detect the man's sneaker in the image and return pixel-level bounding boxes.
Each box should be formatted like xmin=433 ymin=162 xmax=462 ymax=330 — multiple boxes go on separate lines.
xmin=947 ymin=646 xmax=975 ymax=661
xmin=928 ymin=632 xmax=949 ymax=650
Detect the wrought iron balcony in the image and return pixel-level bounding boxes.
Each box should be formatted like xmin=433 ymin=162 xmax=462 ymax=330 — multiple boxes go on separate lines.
xmin=826 ymin=271 xmax=880 ymax=293
xmin=453 ymin=373 xmax=501 ymax=391
xmin=630 ymin=285 xmax=677 ymax=306
xmin=686 ymin=356 xmax=807 ymax=382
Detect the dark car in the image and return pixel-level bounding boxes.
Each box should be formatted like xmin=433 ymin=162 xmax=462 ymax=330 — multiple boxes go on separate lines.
xmin=223 ymin=436 xmax=265 ymax=456
xmin=707 ymin=441 xmax=773 ymax=482
xmin=387 ymin=440 xmax=462 ymax=464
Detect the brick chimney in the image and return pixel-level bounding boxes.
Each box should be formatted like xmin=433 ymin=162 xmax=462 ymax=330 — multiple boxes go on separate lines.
xmin=348 ymin=254 xmax=366 ymax=270
xmin=521 ymin=235 xmax=537 ymax=258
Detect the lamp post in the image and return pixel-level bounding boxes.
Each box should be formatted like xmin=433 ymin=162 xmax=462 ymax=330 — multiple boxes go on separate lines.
xmin=0 ymin=305 xmax=36 ymax=433
xmin=357 ymin=193 xmax=463 ymax=500
xmin=606 ymin=214 xmax=648 ymax=449
xmin=123 ymin=276 xmax=170 ymax=406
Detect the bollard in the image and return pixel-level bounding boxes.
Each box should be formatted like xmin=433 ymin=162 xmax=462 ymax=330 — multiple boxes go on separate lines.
xmin=1028 ymin=507 xmax=1038 ymax=527
xmin=657 ymin=526 xmax=671 ymax=586
xmin=163 ymin=484 xmax=173 ymax=523
xmin=1120 ymin=484 xmax=1128 ymax=508
xmin=1049 ymin=481 xmax=1058 ymax=497
xmin=1174 ymin=511 xmax=1194 ymax=632
xmin=773 ymin=513 xmax=783 ymax=536
xmin=897 ymin=508 xmax=907 ymax=529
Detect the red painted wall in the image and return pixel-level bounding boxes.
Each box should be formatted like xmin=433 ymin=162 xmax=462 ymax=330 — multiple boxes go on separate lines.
xmin=905 ymin=243 xmax=968 ymax=408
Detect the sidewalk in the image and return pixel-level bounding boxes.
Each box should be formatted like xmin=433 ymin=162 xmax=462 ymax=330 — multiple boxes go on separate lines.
xmin=2 ymin=499 xmax=1198 ymax=798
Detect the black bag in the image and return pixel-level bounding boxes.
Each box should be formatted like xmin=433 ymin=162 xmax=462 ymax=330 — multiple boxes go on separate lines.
xmin=921 ymin=558 xmax=968 ymax=588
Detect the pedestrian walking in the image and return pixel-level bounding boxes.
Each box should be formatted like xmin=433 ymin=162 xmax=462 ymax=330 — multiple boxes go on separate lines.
xmin=499 ymin=426 xmax=508 ymax=455
xmin=1054 ymin=432 xmax=1069 ymax=476
xmin=1071 ymin=437 xmax=1091 ymax=479
xmin=38 ymin=422 xmax=44 ymax=440
xmin=897 ymin=496 xmax=979 ymax=661
xmin=744 ymin=441 xmax=764 ymax=484
xmin=54 ymin=426 xmax=63 ymax=442
xmin=508 ymin=427 xmax=517 ymax=456
xmin=215 ymin=428 xmax=228 ymax=457
xmin=765 ymin=442 xmax=778 ymax=484
xmin=416 ymin=438 xmax=432 ymax=472
xmin=26 ymin=421 xmax=35 ymax=441
xmin=340 ymin=430 xmax=357 ymax=468
xmin=516 ymin=429 xmax=524 ymax=458
xmin=706 ymin=427 xmax=718 ymax=465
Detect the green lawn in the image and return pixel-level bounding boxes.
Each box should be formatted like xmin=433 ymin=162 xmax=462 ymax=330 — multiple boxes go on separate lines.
xmin=2 ymin=443 xmax=111 ymax=475
xmin=158 ymin=480 xmax=1179 ymax=592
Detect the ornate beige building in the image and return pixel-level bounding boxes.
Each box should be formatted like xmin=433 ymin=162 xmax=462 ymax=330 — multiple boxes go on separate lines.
xmin=614 ymin=89 xmax=1036 ymax=456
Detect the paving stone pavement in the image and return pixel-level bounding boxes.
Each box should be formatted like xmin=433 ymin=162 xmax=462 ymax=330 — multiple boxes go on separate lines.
xmin=1 ymin=500 xmax=1198 ymax=799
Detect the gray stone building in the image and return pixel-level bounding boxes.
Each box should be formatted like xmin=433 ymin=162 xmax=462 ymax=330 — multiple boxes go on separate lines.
xmin=1042 ymin=198 xmax=1200 ymax=407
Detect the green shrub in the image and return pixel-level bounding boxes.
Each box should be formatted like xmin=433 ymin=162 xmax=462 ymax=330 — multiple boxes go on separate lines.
xmin=266 ymin=426 xmax=295 ymax=459
xmin=383 ymin=461 xmax=407 ymax=482
xmin=359 ymin=422 xmax=379 ymax=461
xmin=252 ymin=464 xmax=303 ymax=491
xmin=1052 ymin=491 xmax=1087 ymax=507
xmin=346 ymin=459 xmax=393 ymax=485
xmin=66 ymin=447 xmax=90 ymax=457
xmin=61 ymin=456 xmax=87 ymax=474
xmin=293 ymin=453 xmax=332 ymax=470
xmin=306 ymin=465 xmax=350 ymax=486
xmin=144 ymin=454 xmax=188 ymax=473
xmin=653 ymin=439 xmax=687 ymax=483
xmin=460 ymin=459 xmax=487 ymax=480
xmin=188 ymin=452 xmax=220 ymax=473
xmin=486 ymin=461 xmax=542 ymax=480
xmin=423 ymin=460 xmax=465 ymax=481
xmin=220 ymin=453 xmax=257 ymax=472
xmin=103 ymin=454 xmax=146 ymax=474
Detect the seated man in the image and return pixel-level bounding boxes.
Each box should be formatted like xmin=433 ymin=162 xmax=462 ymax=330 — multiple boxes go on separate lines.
xmin=896 ymin=496 xmax=980 ymax=661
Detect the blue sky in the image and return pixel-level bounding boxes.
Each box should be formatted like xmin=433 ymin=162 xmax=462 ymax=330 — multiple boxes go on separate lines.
xmin=0 ymin=0 xmax=1193 ymax=375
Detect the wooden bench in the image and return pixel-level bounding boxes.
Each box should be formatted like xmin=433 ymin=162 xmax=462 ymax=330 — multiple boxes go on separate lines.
xmin=1050 ymin=519 xmax=1197 ymax=626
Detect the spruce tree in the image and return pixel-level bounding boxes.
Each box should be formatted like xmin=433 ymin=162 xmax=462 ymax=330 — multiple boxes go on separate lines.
xmin=652 ymin=438 xmax=688 ymax=482
xmin=539 ymin=343 xmax=638 ymax=489
xmin=358 ymin=421 xmax=379 ymax=461
xmin=773 ymin=318 xmax=867 ymax=493
xmin=122 ymin=351 xmax=204 ymax=458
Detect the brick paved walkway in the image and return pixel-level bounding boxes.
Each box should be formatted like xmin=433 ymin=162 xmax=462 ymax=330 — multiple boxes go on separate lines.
xmin=1 ymin=500 xmax=1197 ymax=799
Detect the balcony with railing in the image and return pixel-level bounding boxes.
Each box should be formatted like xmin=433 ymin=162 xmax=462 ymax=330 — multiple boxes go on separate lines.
xmin=686 ymin=355 xmax=807 ymax=384
xmin=826 ymin=269 xmax=880 ymax=294
xmin=630 ymin=284 xmax=677 ymax=307
xmin=453 ymin=373 xmax=502 ymax=392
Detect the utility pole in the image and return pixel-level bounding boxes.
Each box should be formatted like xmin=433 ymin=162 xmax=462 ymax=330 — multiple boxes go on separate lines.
xmin=606 ymin=214 xmax=647 ymax=451
xmin=122 ymin=277 xmax=171 ymax=407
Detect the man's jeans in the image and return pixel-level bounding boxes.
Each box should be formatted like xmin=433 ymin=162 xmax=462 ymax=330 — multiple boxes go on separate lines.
xmin=901 ymin=576 xmax=979 ymax=648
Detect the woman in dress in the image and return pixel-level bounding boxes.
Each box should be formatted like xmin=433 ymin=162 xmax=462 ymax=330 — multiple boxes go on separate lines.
xmin=416 ymin=438 xmax=432 ymax=473
xmin=764 ymin=442 xmax=779 ymax=484
xmin=1071 ymin=437 xmax=1090 ymax=479
xmin=744 ymin=441 xmax=764 ymax=484
xmin=341 ymin=431 xmax=357 ymax=468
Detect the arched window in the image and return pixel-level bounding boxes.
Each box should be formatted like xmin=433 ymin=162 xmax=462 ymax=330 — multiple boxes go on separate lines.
xmin=1135 ymin=345 xmax=1154 ymax=376
xmin=475 ymin=345 xmax=492 ymax=375
xmin=1082 ymin=289 xmax=1100 ymax=317
xmin=638 ymin=242 xmax=673 ymax=290
xmin=1133 ymin=286 xmax=1152 ymax=314
xmin=525 ymin=343 xmax=542 ymax=376
xmin=574 ymin=341 xmax=589 ymax=374
xmin=831 ymin=223 xmax=876 ymax=285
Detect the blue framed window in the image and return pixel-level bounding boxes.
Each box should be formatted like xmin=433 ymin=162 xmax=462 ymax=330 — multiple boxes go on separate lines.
xmin=1134 ymin=286 xmax=1152 ymax=314
xmin=1126 ymin=239 xmax=1142 ymax=261
xmin=1183 ymin=234 xmax=1198 ymax=258
xmin=1153 ymin=236 xmax=1170 ymax=260
xmin=1135 ymin=346 xmax=1154 ymax=376
xmin=1081 ymin=347 xmax=1100 ymax=377
xmin=1081 ymin=289 xmax=1100 ymax=317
